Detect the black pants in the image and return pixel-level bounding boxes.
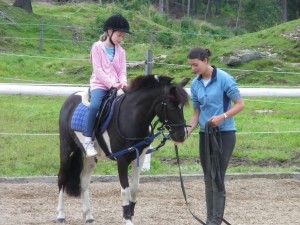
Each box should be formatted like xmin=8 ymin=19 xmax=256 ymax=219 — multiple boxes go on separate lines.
xmin=199 ymin=131 xmax=236 ymax=186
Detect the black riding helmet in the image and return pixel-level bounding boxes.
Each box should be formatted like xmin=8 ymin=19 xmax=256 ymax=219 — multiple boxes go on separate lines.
xmin=103 ymin=15 xmax=131 ymax=34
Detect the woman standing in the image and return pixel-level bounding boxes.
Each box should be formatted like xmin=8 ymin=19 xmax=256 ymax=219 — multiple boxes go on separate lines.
xmin=84 ymin=15 xmax=131 ymax=158
xmin=186 ymin=47 xmax=245 ymax=225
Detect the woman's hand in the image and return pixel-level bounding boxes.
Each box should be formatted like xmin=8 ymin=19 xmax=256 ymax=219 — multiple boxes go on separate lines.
xmin=209 ymin=114 xmax=225 ymax=128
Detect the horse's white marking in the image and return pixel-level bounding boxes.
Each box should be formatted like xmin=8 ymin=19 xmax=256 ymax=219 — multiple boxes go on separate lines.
xmin=75 ymin=131 xmax=87 ymax=146
xmin=74 ymin=131 xmax=112 ymax=160
xmin=75 ymin=89 xmax=124 ymax=107
xmin=154 ymin=75 xmax=160 ymax=82
xmin=125 ymin=219 xmax=134 ymax=225
xmin=75 ymin=91 xmax=90 ymax=106
xmin=121 ymin=187 xmax=132 ymax=206
xmin=80 ymin=157 xmax=95 ymax=222
xmin=72 ymin=130 xmax=113 ymax=222
xmin=102 ymin=131 xmax=112 ymax=151
xmin=142 ymin=152 xmax=151 ymax=171
xmin=56 ymin=189 xmax=65 ymax=221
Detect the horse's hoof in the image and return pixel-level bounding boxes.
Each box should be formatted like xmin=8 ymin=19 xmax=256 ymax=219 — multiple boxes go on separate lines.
xmin=86 ymin=219 xmax=94 ymax=223
xmin=57 ymin=218 xmax=66 ymax=223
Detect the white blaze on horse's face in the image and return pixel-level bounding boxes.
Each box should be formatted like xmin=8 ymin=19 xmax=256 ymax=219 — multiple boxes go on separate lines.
xmin=154 ymin=75 xmax=160 ymax=82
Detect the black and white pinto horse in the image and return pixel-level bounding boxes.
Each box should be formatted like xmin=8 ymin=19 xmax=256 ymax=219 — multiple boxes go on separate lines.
xmin=56 ymin=75 xmax=190 ymax=224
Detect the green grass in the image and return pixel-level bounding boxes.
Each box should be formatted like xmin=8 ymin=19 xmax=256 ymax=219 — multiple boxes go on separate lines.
xmin=0 ymin=95 xmax=299 ymax=177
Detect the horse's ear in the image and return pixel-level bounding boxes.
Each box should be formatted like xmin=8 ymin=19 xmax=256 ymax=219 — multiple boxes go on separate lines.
xmin=179 ymin=78 xmax=190 ymax=87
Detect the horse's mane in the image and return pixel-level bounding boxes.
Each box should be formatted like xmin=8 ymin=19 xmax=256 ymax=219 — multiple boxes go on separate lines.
xmin=127 ymin=75 xmax=189 ymax=106
xmin=128 ymin=75 xmax=173 ymax=92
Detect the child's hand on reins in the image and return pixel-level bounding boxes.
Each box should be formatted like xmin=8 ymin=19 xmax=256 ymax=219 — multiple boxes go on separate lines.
xmin=112 ymin=83 xmax=122 ymax=89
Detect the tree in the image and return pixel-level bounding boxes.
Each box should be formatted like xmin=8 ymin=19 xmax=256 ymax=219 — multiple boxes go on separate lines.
xmin=187 ymin=0 xmax=190 ymax=16
xmin=159 ymin=0 xmax=164 ymax=13
xmin=235 ymin=0 xmax=242 ymax=28
xmin=239 ymin=0 xmax=281 ymax=32
xmin=13 ymin=0 xmax=32 ymax=14
xmin=287 ymin=0 xmax=300 ymax=20
xmin=281 ymin=0 xmax=288 ymax=22
xmin=165 ymin=0 xmax=169 ymax=14
xmin=214 ymin=0 xmax=221 ymax=15
xmin=205 ymin=0 xmax=211 ymax=20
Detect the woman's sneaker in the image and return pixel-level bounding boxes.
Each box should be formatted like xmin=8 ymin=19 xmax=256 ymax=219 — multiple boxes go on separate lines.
xmin=84 ymin=140 xmax=98 ymax=158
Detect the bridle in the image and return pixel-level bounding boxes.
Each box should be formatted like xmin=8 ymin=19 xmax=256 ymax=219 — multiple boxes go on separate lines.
xmin=115 ymin=93 xmax=187 ymax=142
xmin=156 ymin=95 xmax=187 ymax=138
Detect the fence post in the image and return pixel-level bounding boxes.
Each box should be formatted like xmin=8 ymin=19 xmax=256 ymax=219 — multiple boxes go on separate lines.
xmin=143 ymin=42 xmax=153 ymax=171
xmin=145 ymin=49 xmax=153 ymax=75
xmin=39 ymin=22 xmax=44 ymax=53
xmin=145 ymin=29 xmax=153 ymax=76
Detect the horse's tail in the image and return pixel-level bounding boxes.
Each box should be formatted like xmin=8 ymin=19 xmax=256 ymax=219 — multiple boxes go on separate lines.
xmin=58 ymin=93 xmax=83 ymax=197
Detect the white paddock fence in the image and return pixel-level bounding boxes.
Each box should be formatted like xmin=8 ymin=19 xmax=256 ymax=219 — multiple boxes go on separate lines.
xmin=0 ymin=83 xmax=300 ymax=97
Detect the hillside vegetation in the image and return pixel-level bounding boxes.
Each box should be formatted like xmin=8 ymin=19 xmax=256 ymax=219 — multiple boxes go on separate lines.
xmin=0 ymin=1 xmax=299 ymax=86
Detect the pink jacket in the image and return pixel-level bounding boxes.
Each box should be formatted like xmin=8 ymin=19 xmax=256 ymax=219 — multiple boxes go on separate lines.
xmin=89 ymin=41 xmax=127 ymax=91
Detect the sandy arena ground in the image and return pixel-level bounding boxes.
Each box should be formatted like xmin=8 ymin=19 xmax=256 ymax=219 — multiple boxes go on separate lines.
xmin=0 ymin=176 xmax=300 ymax=225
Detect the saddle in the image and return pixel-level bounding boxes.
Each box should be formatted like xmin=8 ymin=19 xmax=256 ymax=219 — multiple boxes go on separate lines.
xmin=93 ymin=88 xmax=118 ymax=159
xmin=70 ymin=88 xmax=118 ymax=135
xmin=93 ymin=88 xmax=118 ymax=135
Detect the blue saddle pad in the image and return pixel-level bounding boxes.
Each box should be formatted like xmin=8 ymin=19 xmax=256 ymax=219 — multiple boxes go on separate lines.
xmin=71 ymin=103 xmax=88 ymax=134
xmin=70 ymin=100 xmax=116 ymax=135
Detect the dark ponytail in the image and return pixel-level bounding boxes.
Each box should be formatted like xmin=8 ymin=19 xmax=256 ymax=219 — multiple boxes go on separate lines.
xmin=187 ymin=47 xmax=212 ymax=60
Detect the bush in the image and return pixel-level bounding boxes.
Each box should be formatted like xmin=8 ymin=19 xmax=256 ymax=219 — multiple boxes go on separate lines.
xmin=180 ymin=16 xmax=196 ymax=31
xmin=155 ymin=31 xmax=176 ymax=48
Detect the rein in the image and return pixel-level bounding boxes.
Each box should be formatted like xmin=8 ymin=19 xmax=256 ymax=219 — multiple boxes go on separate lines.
xmin=108 ymin=131 xmax=162 ymax=166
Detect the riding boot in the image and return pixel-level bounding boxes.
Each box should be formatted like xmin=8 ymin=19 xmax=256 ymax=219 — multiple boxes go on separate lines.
xmin=205 ymin=189 xmax=213 ymax=224
xmin=208 ymin=191 xmax=226 ymax=225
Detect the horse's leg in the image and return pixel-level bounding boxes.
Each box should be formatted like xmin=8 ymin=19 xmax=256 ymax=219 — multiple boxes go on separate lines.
xmin=129 ymin=148 xmax=148 ymax=219
xmin=117 ymin=157 xmax=134 ymax=225
xmin=56 ymin=188 xmax=65 ymax=223
xmin=80 ymin=157 xmax=97 ymax=223
xmin=57 ymin=130 xmax=82 ymax=223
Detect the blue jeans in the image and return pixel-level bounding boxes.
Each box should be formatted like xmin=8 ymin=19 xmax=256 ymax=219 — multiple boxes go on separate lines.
xmin=85 ymin=88 xmax=108 ymax=137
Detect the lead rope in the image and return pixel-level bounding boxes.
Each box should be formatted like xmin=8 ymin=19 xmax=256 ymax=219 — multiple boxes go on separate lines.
xmin=175 ymin=144 xmax=232 ymax=225
xmin=174 ymin=144 xmax=206 ymax=225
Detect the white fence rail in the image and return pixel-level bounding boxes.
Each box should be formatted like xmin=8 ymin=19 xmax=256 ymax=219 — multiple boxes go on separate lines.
xmin=1 ymin=83 xmax=300 ymax=97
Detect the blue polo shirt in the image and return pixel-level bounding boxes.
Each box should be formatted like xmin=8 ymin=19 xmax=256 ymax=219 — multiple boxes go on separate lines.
xmin=190 ymin=67 xmax=242 ymax=132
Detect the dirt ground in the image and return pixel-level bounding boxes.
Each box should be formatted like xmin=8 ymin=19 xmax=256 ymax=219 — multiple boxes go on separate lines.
xmin=0 ymin=177 xmax=300 ymax=225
